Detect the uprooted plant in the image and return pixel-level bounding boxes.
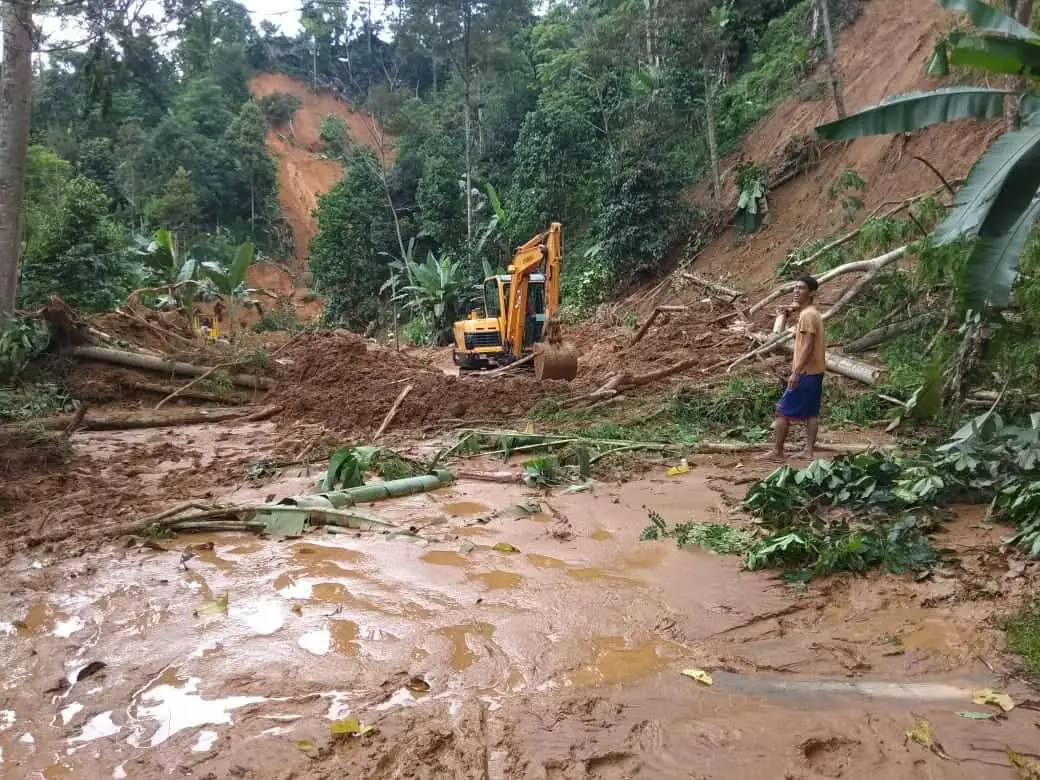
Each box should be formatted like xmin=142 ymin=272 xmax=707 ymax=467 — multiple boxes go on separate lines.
xmin=739 ymin=408 xmax=1040 ymax=580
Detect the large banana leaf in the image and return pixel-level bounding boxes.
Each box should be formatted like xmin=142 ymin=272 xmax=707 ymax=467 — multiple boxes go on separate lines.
xmin=948 ymin=33 xmax=1040 ymax=79
xmin=815 ymin=87 xmax=1011 ymax=140
xmin=963 ymin=195 xmax=1040 ymax=310
xmin=229 ymin=240 xmax=255 ymax=289
xmin=935 ymin=0 xmax=1039 ymax=41
xmin=933 ymin=122 xmax=1040 ymax=245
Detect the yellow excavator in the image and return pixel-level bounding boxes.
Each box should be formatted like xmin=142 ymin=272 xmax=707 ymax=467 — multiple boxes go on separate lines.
xmin=452 ymin=222 xmax=579 ymax=381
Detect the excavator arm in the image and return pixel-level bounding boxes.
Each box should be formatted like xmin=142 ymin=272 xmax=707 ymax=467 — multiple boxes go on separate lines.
xmin=503 ymin=222 xmax=562 ymax=356
xmin=501 ymin=222 xmax=576 ymax=380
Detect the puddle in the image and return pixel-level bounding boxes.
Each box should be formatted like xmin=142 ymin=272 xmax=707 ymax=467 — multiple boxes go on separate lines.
xmin=566 ymin=637 xmax=675 ymax=687
xmin=129 ymin=672 xmax=266 ymax=748
xmin=15 ymin=603 xmax=60 ymax=636
xmin=526 ymin=554 xmax=566 ymax=569
xmin=470 ymin=571 xmax=523 ymax=590
xmin=437 ymin=623 xmax=495 ymax=671
xmin=299 ymin=620 xmax=360 ymax=656
xmin=590 ymin=529 xmax=615 ymax=541
xmin=421 ymin=550 xmax=471 ymax=567
xmin=69 ymin=711 xmax=119 ymax=744
xmin=527 ymin=512 xmax=552 ymax=524
xmin=291 ymin=542 xmax=365 ymax=566
xmin=452 ymin=526 xmax=492 ymax=537
xmin=443 ymin=502 xmax=489 ymax=516
xmin=565 ymin=567 xmax=641 ymax=586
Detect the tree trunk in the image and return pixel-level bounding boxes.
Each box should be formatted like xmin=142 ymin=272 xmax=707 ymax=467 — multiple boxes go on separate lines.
xmin=817 ymin=0 xmax=846 ymax=119
xmin=0 ymin=0 xmax=33 ymax=318
xmin=703 ymin=72 xmax=722 ymax=204
xmin=1018 ymin=0 xmax=1034 ymax=25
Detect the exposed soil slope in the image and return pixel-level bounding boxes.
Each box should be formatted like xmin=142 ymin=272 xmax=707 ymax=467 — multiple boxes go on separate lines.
xmin=692 ymin=0 xmax=1002 ymax=287
xmin=247 ymin=73 xmax=388 ymax=272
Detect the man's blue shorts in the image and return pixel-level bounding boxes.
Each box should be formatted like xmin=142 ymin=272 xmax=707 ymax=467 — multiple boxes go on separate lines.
xmin=776 ymin=373 xmax=824 ymax=420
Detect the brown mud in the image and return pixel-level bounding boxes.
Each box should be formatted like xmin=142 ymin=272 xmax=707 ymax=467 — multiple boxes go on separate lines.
xmin=1 ymin=421 xmax=1038 ymax=779
xmin=691 ymin=0 xmax=1002 ymax=288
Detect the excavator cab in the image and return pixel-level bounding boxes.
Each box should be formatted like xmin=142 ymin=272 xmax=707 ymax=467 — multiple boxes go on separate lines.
xmin=452 ymin=223 xmax=578 ymax=380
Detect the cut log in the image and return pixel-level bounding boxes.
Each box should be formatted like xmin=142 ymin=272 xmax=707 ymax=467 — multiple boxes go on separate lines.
xmin=844 ymin=314 xmax=935 ymax=354
xmin=67 ymin=345 xmax=273 ymax=390
xmin=123 ymin=380 xmax=240 ymax=404
xmin=2 ymin=405 xmax=280 ymax=433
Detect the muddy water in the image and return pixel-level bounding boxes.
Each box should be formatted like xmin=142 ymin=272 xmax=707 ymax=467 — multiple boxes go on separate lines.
xmin=0 ymin=447 xmax=1035 ymax=778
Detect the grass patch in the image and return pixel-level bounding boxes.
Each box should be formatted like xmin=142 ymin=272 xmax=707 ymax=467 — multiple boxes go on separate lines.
xmin=1003 ymin=604 xmax=1040 ymax=675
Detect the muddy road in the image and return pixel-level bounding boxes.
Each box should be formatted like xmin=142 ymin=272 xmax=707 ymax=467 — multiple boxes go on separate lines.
xmin=1 ymin=422 xmax=1037 ymax=779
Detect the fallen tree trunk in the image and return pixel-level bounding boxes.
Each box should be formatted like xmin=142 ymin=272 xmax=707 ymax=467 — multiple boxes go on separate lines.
xmin=680 ymin=273 xmax=740 ymax=301
xmin=844 ymin=313 xmax=935 ymax=354
xmin=749 ymin=246 xmax=908 ymax=315
xmin=124 ymin=380 xmax=241 ymax=404
xmin=632 ymin=306 xmax=688 ymax=345
xmin=3 ymin=404 xmax=280 ymax=433
xmin=68 ymin=345 xmax=273 ymax=390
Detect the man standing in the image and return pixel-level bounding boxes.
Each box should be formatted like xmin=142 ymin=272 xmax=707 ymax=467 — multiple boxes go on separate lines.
xmin=760 ymin=274 xmax=826 ymax=462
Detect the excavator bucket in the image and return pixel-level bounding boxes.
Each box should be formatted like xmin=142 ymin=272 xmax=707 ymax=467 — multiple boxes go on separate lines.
xmin=533 ymin=342 xmax=579 ymax=381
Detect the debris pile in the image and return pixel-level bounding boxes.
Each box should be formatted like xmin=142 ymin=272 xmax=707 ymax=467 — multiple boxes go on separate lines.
xmin=267 ymin=330 xmax=575 ymax=433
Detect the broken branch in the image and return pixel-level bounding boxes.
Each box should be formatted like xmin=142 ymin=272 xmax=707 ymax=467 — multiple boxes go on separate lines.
xmin=374 ymin=383 xmax=413 ymax=440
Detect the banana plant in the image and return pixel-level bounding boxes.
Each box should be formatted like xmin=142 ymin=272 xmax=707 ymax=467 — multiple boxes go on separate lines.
xmin=401 ymin=251 xmax=468 ymax=337
xmin=815 ymin=0 xmax=1040 ymax=313
xmin=133 ymin=228 xmax=201 ymax=318
xmin=201 ymin=240 xmax=256 ymax=339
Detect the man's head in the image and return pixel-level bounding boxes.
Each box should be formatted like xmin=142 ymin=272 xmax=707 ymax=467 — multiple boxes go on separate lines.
xmin=793 ymin=274 xmax=819 ymax=307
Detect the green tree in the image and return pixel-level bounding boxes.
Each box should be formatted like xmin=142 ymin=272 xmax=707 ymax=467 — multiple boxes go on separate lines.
xmin=417 ymin=155 xmax=467 ymax=253
xmin=148 ymin=167 xmax=200 ymax=235
xmin=223 ymin=100 xmax=278 ymax=231
xmin=309 ymin=149 xmax=397 ymax=329
xmin=19 ymin=176 xmax=131 ymax=312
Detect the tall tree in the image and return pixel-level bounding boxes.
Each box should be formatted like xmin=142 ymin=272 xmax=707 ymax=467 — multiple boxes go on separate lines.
xmin=0 ymin=0 xmax=33 ymax=317
xmin=817 ymin=0 xmax=846 ymax=119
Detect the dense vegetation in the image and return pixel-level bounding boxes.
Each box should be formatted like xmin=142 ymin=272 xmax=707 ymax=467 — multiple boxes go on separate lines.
xmin=15 ymin=0 xmax=848 ymax=325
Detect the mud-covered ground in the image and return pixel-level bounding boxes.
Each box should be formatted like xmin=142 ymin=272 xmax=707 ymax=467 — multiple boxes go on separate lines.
xmin=1 ymin=421 xmax=1038 ymax=779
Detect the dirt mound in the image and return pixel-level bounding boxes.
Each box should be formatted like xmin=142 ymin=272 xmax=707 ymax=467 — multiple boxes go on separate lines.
xmin=248 ymin=73 xmax=389 ymax=272
xmin=689 ymin=0 xmax=1000 ymax=289
xmin=269 ymin=331 xmax=573 ymax=434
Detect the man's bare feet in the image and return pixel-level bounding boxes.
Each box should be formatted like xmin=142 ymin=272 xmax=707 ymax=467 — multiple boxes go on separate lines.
xmin=755 ymin=450 xmax=786 ymax=463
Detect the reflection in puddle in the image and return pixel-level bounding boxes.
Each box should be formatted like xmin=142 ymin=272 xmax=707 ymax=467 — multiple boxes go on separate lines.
xmin=299 ymin=620 xmax=360 ymax=656
xmin=69 ymin=711 xmax=119 ymax=744
xmin=436 ymin=623 xmax=495 ymax=671
xmin=421 ymin=550 xmax=471 ymax=567
xmin=192 ymin=729 xmax=218 ymax=752
xmin=129 ymin=672 xmax=265 ymax=748
xmin=59 ymin=702 xmax=83 ymax=726
xmin=238 ymin=600 xmax=285 ymax=636
xmin=443 ymin=502 xmax=489 ymax=516
xmin=566 ymin=637 xmax=674 ymax=687
xmin=471 ymin=571 xmax=523 ymax=590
